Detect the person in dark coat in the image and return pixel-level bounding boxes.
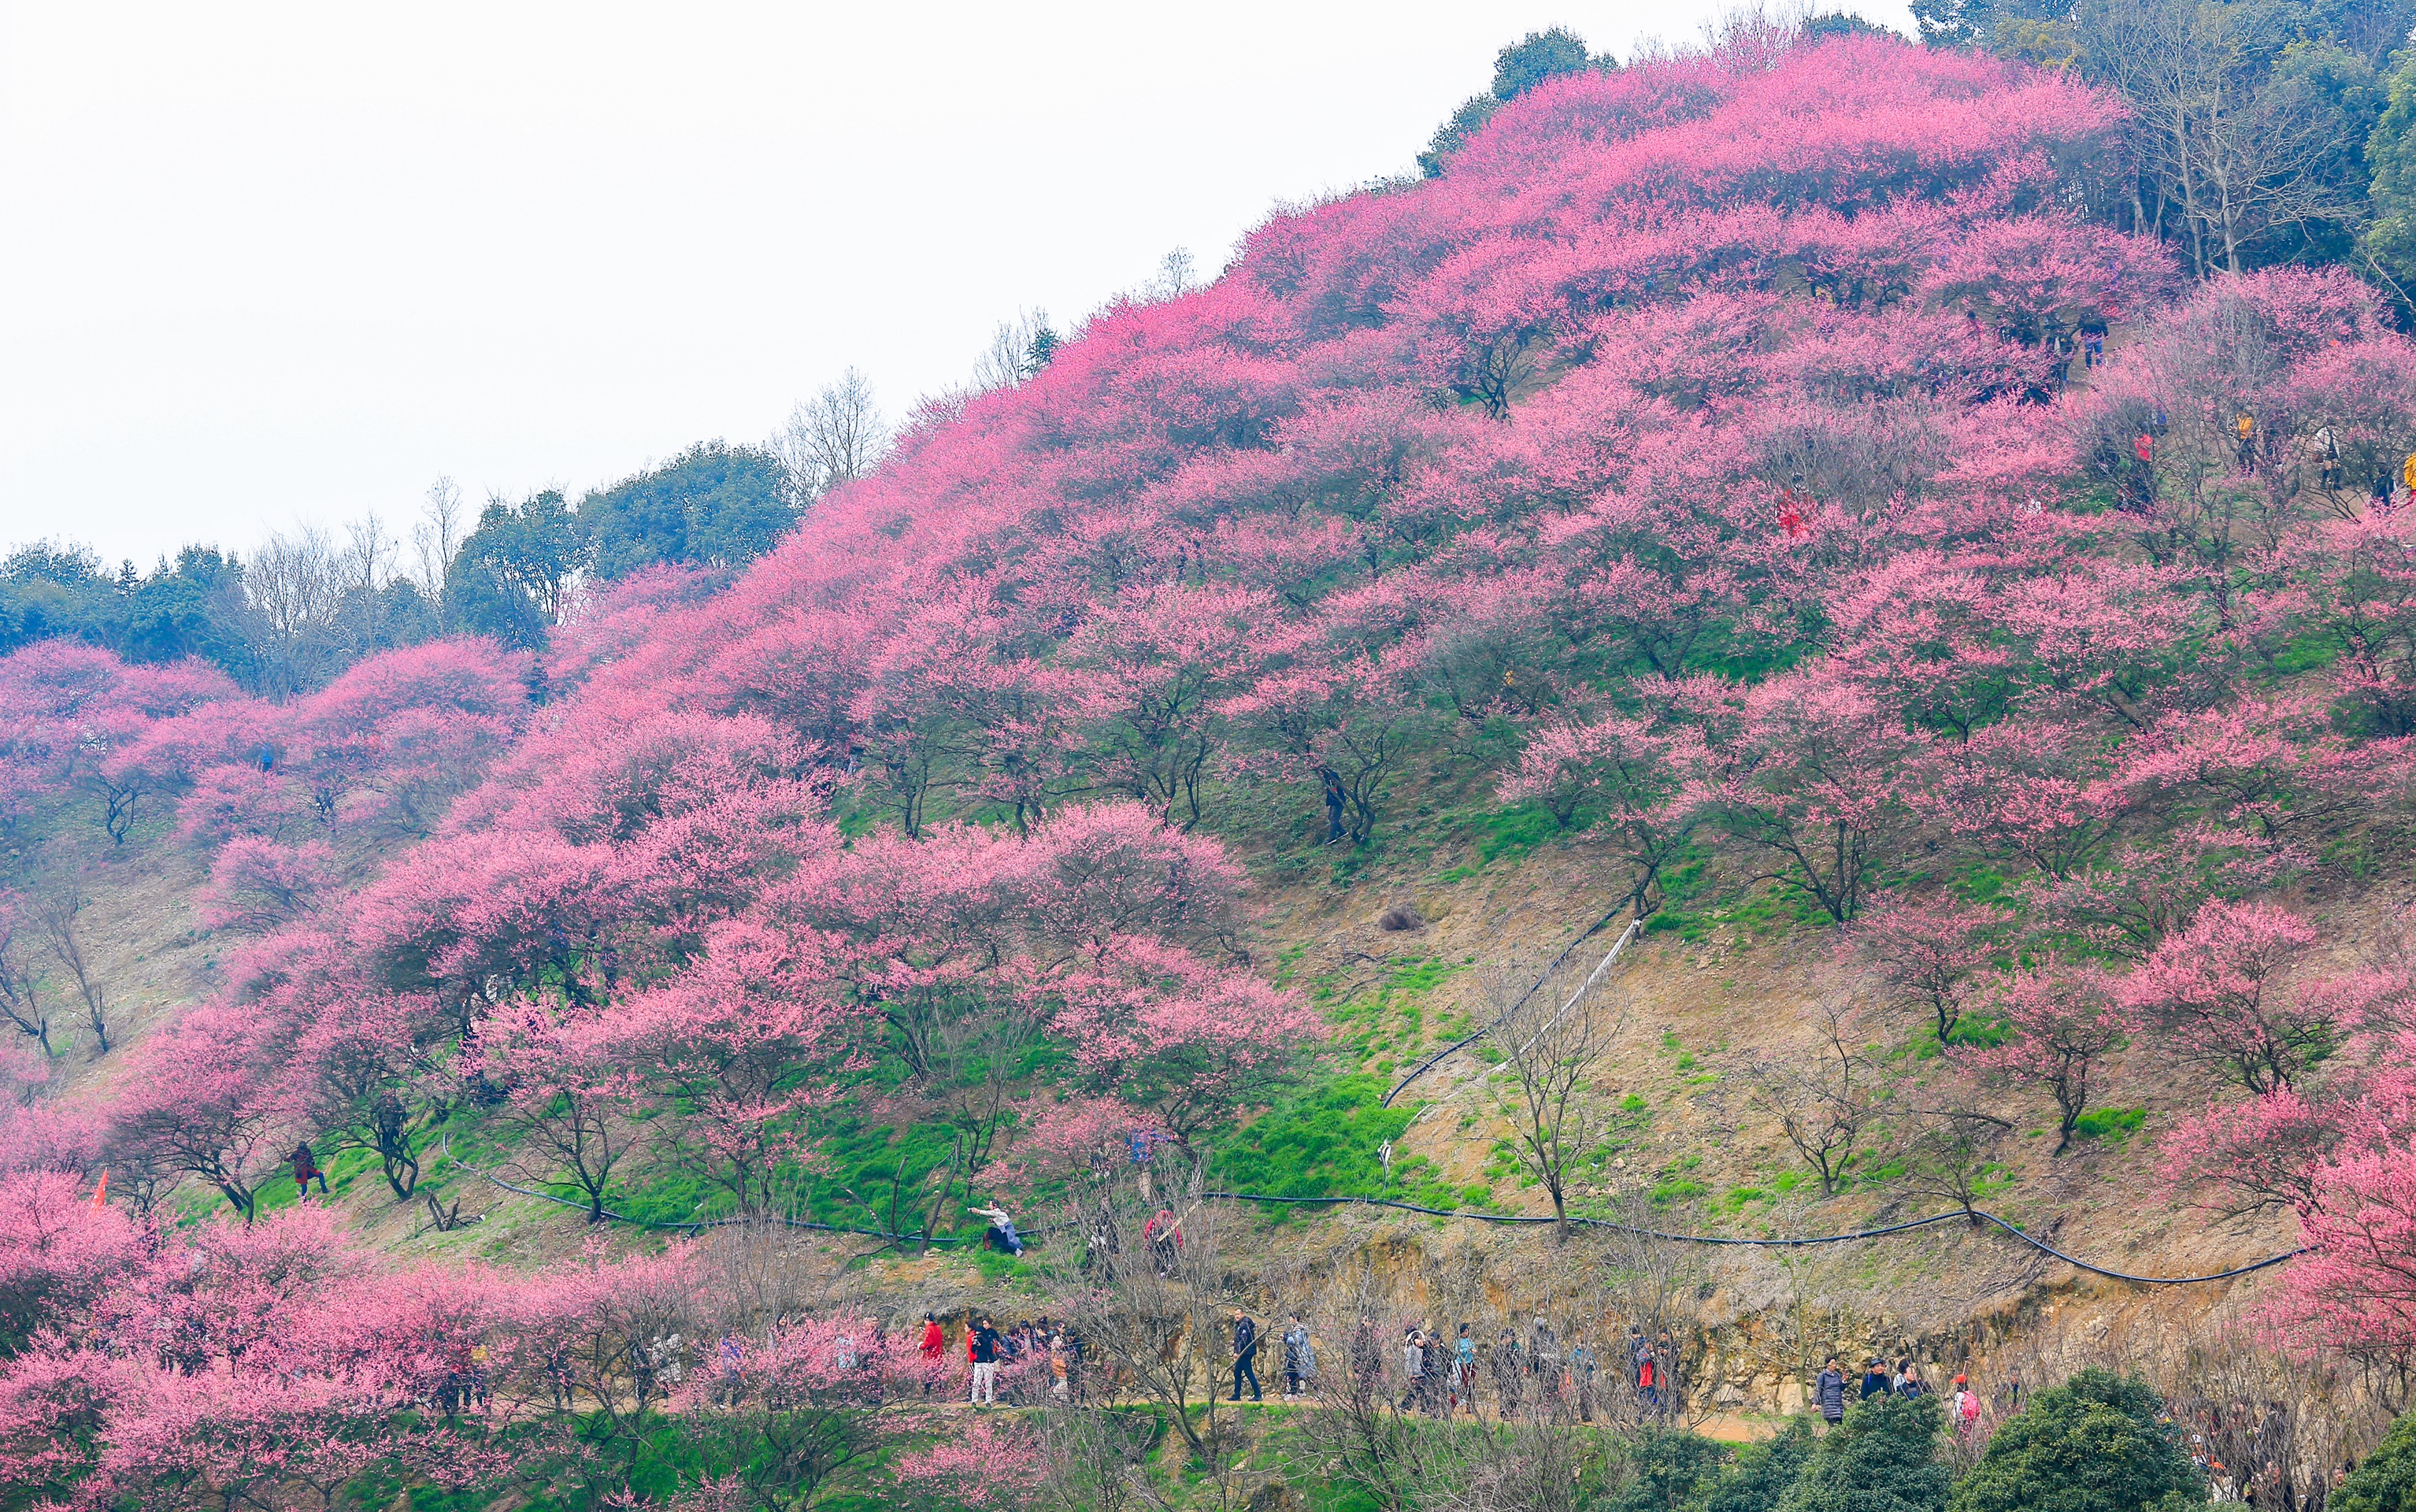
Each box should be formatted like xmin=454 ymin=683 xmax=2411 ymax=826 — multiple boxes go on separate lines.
xmin=1816 ymin=1356 xmax=1847 ymax=1425
xmin=1230 ymin=1310 xmax=1262 ymax=1402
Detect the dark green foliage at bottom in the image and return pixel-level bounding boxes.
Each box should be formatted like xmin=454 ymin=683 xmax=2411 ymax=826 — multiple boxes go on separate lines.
xmin=1611 ymin=1424 xmax=1734 ymax=1511
xmin=1699 ymin=1419 xmax=1817 ymax=1512
xmin=1950 ymin=1369 xmax=2202 ymax=1512
xmin=1781 ymin=1392 xmax=1949 ymax=1512
xmin=2340 ymin=1408 xmax=2416 ymax=1512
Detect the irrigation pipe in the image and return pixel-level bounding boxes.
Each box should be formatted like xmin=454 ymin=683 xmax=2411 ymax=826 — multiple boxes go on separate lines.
xmin=1384 ymin=906 xmax=1638 ymax=1108
xmin=447 ymin=1134 xmax=2303 ymax=1284
xmin=1189 ymin=1193 xmax=2307 ymax=1286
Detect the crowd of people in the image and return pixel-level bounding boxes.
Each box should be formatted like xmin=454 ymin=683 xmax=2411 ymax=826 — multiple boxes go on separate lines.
xmin=1219 ymin=1310 xmax=1670 ymax=1425
xmin=924 ymin=1312 xmax=1082 ymax=1408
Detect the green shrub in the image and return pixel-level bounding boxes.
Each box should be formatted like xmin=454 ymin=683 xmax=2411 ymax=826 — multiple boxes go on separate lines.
xmin=2339 ymin=1407 xmax=2416 ymax=1512
xmin=1780 ymin=1392 xmax=1948 ymax=1512
xmin=1693 ymin=1418 xmax=1815 ymax=1512
xmin=1611 ymin=1425 xmax=1732 ymax=1512
xmin=1950 ymin=1369 xmax=2202 ymax=1512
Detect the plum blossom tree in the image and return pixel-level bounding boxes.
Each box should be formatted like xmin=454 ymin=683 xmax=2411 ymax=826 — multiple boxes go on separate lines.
xmin=1847 ymin=897 xmax=2007 ymax=1043
xmin=2125 ymin=899 xmax=2330 ymax=1094
xmin=1965 ymin=961 xmax=2130 ymax=1154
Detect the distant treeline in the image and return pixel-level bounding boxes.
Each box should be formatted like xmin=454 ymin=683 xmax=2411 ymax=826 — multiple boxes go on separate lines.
xmin=2 ymin=369 xmax=887 ymax=698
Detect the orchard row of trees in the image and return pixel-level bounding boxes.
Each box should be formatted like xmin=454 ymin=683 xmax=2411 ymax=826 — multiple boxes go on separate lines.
xmin=1439 ymin=8 xmax=2416 ymax=309
xmin=0 ymin=1140 xmax=2399 ymax=1511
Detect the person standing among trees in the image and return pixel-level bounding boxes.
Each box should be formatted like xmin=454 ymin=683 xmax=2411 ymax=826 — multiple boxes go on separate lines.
xmin=1282 ymin=1314 xmax=1314 ymax=1397
xmin=1817 ymin=1355 xmax=1848 ymax=1429
xmin=918 ymin=1313 xmax=943 ymax=1395
xmin=1863 ymin=1358 xmax=1892 ymax=1399
xmin=1229 ymin=1309 xmax=1262 ymax=1403
xmin=1495 ymin=1328 xmax=1526 ymax=1418
xmin=969 ymin=1314 xmax=1001 ymax=1407
xmin=1570 ymin=1336 xmax=1598 ymax=1422
xmin=290 ymin=1141 xmax=327 ymax=1198
xmin=1399 ymin=1325 xmax=1425 ymax=1410
xmin=1452 ymin=1323 xmax=1477 ymax=1415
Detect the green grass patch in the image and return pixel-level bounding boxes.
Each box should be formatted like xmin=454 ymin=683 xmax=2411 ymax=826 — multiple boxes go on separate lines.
xmin=2071 ymin=1106 xmax=2146 ymax=1143
xmin=1215 ymin=1073 xmax=1473 ymax=1215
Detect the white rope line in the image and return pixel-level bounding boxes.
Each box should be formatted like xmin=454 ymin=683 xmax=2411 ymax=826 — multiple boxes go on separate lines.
xmin=1419 ymin=917 xmax=1641 ymax=1121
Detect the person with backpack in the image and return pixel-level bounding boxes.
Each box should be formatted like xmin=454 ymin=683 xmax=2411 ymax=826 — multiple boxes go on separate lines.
xmin=1951 ymin=1373 xmax=1981 ymax=1440
xmin=969 ymin=1314 xmax=1002 ymax=1406
xmin=1283 ymin=1315 xmax=1314 ymax=1397
xmin=1815 ymin=1356 xmax=1847 ymax=1427
xmin=1399 ymin=1325 xmax=1426 ymax=1411
xmin=1229 ymin=1310 xmax=1262 ymax=1403
xmin=1895 ymin=1359 xmax=1925 ymax=1397
xmin=1861 ymin=1359 xmax=1892 ymax=1399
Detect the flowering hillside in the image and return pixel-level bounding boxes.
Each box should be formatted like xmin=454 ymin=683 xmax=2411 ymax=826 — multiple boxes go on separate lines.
xmin=6 ymin=28 xmax=2416 ymax=1506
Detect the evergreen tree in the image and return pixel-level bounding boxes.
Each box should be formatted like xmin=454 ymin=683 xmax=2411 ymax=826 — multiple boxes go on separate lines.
xmin=1777 ymin=1392 xmax=1949 ymax=1512
xmin=1695 ymin=1418 xmax=1816 ymax=1512
xmin=1420 ymin=28 xmax=1606 ymax=177
xmin=445 ymin=490 xmax=584 ymax=650
xmin=580 ymin=439 xmax=792 ymax=579
xmin=1951 ymin=1369 xmax=2202 ymax=1512
xmin=1612 ymin=1425 xmax=1731 ymax=1512
xmin=2339 ymin=1408 xmax=2416 ymax=1512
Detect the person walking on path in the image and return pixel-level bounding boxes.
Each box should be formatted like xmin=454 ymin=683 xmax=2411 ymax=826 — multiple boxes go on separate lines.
xmin=1451 ymin=1324 xmax=1478 ymax=1415
xmin=1399 ymin=1326 xmax=1426 ymax=1412
xmin=1816 ymin=1356 xmax=1847 ymax=1428
xmin=1283 ymin=1316 xmax=1314 ymax=1398
xmin=919 ymin=1314 xmax=944 ymax=1395
xmin=1570 ymin=1339 xmax=1598 ymax=1422
xmin=290 ymin=1142 xmax=327 ymax=1198
xmin=969 ymin=1315 xmax=1002 ymax=1406
xmin=1862 ymin=1359 xmax=1892 ymax=1399
xmin=1230 ymin=1310 xmax=1262 ymax=1402
xmin=1951 ymin=1373 xmax=1981 ymax=1443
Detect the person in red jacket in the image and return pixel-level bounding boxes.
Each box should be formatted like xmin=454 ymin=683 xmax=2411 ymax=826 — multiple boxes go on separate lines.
xmin=920 ymin=1314 xmax=944 ymax=1395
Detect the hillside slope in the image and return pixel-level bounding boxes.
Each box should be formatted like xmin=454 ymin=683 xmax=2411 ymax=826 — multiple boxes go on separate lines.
xmin=6 ymin=27 xmax=2416 ymax=1508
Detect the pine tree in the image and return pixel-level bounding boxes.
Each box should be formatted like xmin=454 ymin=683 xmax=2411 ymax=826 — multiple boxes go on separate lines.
xmin=1951 ymin=1369 xmax=2202 ymax=1512
xmin=1779 ymin=1393 xmax=1949 ymax=1512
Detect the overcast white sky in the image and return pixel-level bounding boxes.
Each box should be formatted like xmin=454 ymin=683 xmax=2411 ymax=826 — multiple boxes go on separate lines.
xmin=0 ymin=1 xmax=1910 ymax=569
